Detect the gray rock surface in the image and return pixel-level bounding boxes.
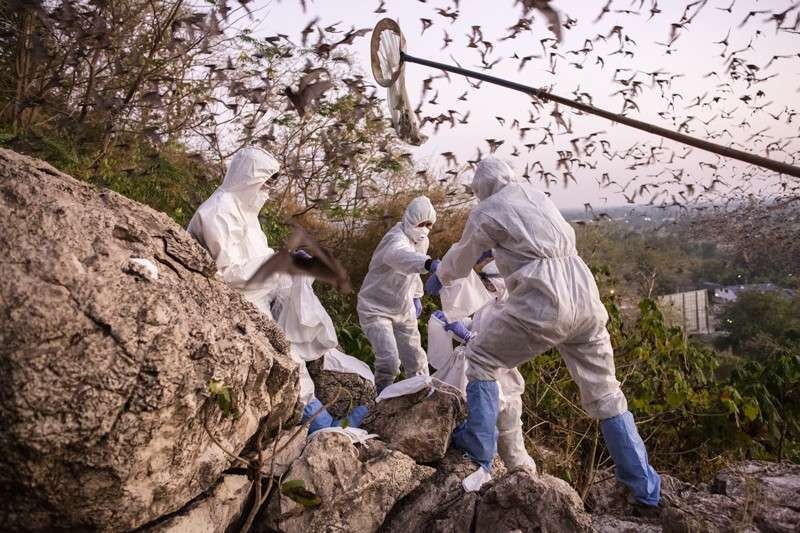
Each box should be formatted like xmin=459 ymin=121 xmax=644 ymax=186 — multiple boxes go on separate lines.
xmin=144 ymin=475 xmax=252 ymax=533
xmin=589 ymin=461 xmax=800 ymax=533
xmin=473 ymin=469 xmax=593 ymax=533
xmin=380 ymin=449 xmax=506 ymax=533
xmin=0 ymin=148 xmax=299 ymax=531
xmin=306 ymin=356 xmax=375 ymax=419
xmin=263 ymin=432 xmax=435 ymax=533
xmin=363 ymin=382 xmax=466 ymax=463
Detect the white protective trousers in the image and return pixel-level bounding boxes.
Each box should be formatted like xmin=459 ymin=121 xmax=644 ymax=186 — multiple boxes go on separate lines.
xmin=439 ymin=158 xmax=628 ymax=420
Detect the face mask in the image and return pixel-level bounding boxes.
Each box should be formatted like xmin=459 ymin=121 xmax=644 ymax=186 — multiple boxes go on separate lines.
xmin=245 ymin=185 xmax=270 ymax=211
xmin=409 ymin=226 xmax=430 ymax=243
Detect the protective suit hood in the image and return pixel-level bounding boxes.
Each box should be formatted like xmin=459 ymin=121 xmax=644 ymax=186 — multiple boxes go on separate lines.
xmin=221 ymin=146 xmax=280 ymax=213
xmin=470 ymin=158 xmax=518 ymax=201
xmin=401 ymin=196 xmax=437 ymax=243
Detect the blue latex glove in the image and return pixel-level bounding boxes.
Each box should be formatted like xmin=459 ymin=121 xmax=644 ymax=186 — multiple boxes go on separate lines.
xmin=427 ymin=258 xmax=441 ymax=273
xmin=476 ymin=250 xmax=493 ymax=264
xmin=444 ymin=319 xmax=472 ymax=343
xmin=600 ymin=411 xmax=661 ymax=506
xmin=413 ymin=297 xmax=423 ymax=318
xmin=425 ymin=272 xmax=443 ymax=296
xmin=432 ymin=310 xmax=447 ymax=323
xmin=452 ymin=380 xmax=500 ymax=471
xmin=304 ymin=399 xmax=370 ymax=433
xmin=292 ymin=249 xmax=312 ymax=260
xmin=343 ymin=405 xmax=369 ymax=428
xmin=302 ymin=397 xmax=335 ymax=434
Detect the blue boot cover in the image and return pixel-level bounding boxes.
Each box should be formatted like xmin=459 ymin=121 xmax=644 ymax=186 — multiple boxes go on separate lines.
xmin=302 ymin=397 xmax=335 ymax=434
xmin=451 ymin=380 xmax=500 ymax=470
xmin=600 ymin=411 xmax=661 ymax=506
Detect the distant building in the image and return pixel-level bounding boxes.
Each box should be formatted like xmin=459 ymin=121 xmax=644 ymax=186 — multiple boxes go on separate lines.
xmin=708 ymin=283 xmax=783 ymax=303
xmin=657 ymin=289 xmax=712 ymax=335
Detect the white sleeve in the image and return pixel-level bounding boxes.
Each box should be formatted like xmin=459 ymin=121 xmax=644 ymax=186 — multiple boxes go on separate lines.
xmin=201 ymin=213 xmax=271 ymax=289
xmin=410 ymin=274 xmax=423 ymax=299
xmin=383 ymin=235 xmax=430 ymax=275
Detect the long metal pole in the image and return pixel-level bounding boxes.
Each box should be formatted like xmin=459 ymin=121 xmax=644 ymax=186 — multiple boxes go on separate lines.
xmin=401 ymin=51 xmax=800 ymax=179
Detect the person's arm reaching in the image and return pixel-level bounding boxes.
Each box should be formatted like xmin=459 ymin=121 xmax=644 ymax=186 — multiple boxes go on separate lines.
xmin=438 ymin=212 xmax=495 ymax=285
xmin=202 ymin=213 xmax=272 ymax=288
xmin=382 ymin=235 xmax=430 ymax=275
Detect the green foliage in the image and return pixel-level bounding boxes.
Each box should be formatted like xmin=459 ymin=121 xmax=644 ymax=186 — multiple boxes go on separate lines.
xmin=715 ymin=291 xmax=800 ymax=356
xmin=207 ymin=380 xmax=240 ymax=420
xmin=280 ymin=479 xmax=322 ymax=507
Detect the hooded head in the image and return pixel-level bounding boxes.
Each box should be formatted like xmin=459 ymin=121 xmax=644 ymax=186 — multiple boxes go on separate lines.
xmin=470 ymin=157 xmax=518 ymax=201
xmin=221 ymin=146 xmax=280 ymax=212
xmin=402 ymin=195 xmax=437 ymax=244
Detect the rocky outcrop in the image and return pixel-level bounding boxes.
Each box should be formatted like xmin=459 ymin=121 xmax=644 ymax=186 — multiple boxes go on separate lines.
xmin=262 ymin=432 xmax=435 ymax=533
xmin=381 ymin=449 xmax=506 ymax=533
xmin=0 ymin=148 xmax=299 ymax=531
xmin=385 ymin=461 xmax=591 ymax=533
xmin=589 ymin=461 xmax=800 ymax=533
xmin=144 ymin=475 xmax=252 ymax=533
xmin=473 ymin=469 xmax=593 ymax=532
xmin=306 ymin=357 xmax=375 ymax=419
xmin=363 ymin=382 xmax=466 ymax=463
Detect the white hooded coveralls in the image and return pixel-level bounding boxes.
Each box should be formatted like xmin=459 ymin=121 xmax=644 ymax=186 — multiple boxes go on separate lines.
xmin=357 ymin=196 xmax=436 ymax=391
xmin=188 ymin=147 xmax=320 ymax=403
xmin=438 ymin=158 xmax=627 ymax=420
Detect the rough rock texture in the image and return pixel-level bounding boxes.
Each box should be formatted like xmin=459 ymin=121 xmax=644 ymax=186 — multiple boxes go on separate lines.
xmin=363 ymin=382 xmax=466 ymax=463
xmin=380 ymin=449 xmax=506 ymax=533
xmin=473 ymin=469 xmax=593 ymax=532
xmin=387 ymin=464 xmax=590 ymax=533
xmin=263 ymin=432 xmax=435 ymax=533
xmin=306 ymin=357 xmax=375 ymax=419
xmin=589 ymin=461 xmax=800 ymax=533
xmin=0 ymin=148 xmax=299 ymax=531
xmin=144 ymin=475 xmax=252 ymax=533
xmin=243 ymin=426 xmax=309 ymax=478
xmin=711 ymin=461 xmax=800 ymax=533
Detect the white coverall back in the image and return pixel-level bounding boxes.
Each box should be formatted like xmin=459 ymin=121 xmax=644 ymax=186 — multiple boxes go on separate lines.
xmin=438 ymin=159 xmax=628 ymax=420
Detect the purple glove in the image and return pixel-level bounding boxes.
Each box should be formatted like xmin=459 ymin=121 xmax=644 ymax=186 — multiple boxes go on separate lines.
xmin=413 ymin=297 xmax=423 ymax=318
xmin=432 ymin=310 xmax=447 ymax=323
xmin=292 ymin=249 xmax=312 ymax=260
xmin=444 ymin=319 xmax=472 ymax=343
xmin=476 ymin=250 xmax=493 ymax=264
xmin=425 ymin=272 xmax=443 ymax=296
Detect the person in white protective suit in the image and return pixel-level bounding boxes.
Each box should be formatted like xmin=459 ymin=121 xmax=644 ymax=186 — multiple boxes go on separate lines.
xmin=357 ymin=196 xmax=439 ymax=392
xmin=427 ymin=260 xmax=536 ymax=490
xmin=187 ymin=146 xmax=367 ymax=434
xmin=425 ymin=157 xmax=661 ymax=506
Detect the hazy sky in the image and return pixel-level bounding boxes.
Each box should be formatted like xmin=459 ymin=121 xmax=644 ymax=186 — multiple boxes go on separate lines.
xmin=247 ymin=0 xmax=800 ymax=209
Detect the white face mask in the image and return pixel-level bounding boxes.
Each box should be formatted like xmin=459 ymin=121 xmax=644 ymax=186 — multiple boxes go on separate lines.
xmin=245 ymin=185 xmax=270 ymax=212
xmin=409 ymin=226 xmax=430 ymax=243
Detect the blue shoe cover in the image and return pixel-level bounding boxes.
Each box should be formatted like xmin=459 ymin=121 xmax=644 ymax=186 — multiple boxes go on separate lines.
xmin=451 ymin=380 xmax=499 ymax=470
xmin=600 ymin=411 xmax=661 ymax=506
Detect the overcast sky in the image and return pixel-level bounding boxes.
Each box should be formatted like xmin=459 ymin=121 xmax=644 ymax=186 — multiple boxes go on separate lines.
xmin=248 ymin=0 xmax=800 ymax=209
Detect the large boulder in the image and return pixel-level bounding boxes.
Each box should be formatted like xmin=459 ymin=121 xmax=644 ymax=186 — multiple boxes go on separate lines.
xmin=306 ymin=357 xmax=375 ymax=419
xmin=263 ymin=432 xmax=435 ymax=533
xmin=0 ymin=148 xmax=299 ymax=531
xmin=363 ymin=382 xmax=466 ymax=463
